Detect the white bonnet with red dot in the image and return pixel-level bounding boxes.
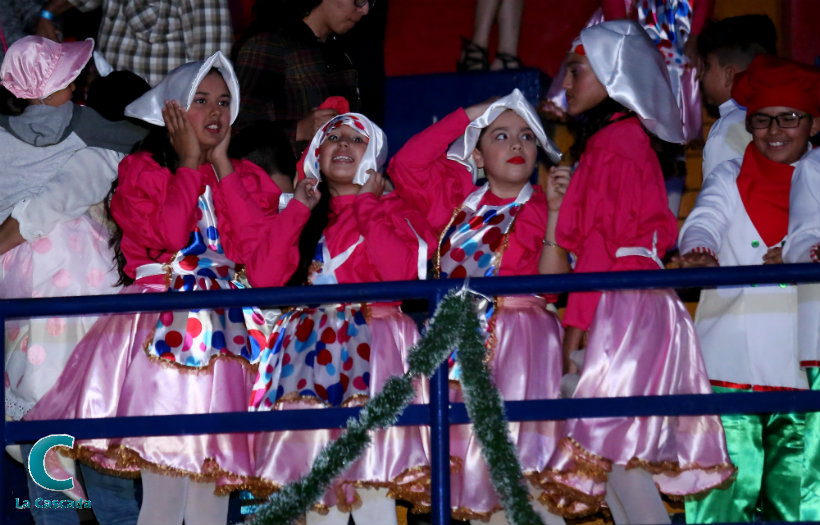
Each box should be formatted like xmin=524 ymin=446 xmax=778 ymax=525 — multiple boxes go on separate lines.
xmin=303 ymin=112 xmax=387 ymax=186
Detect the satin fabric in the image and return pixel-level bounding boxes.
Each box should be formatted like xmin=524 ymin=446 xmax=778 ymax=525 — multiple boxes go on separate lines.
xmin=302 ymin=112 xmax=387 ymax=186
xmin=580 ymin=20 xmax=685 ymax=144
xmin=637 ymin=0 xmax=702 ymax=143
xmin=446 ymin=88 xmax=561 ymax=177
xmin=541 ymin=289 xmax=734 ymax=517
xmin=124 ymin=50 xmax=240 ymax=126
xmin=801 ymin=367 xmax=820 ymax=522
xmin=684 ymin=385 xmax=805 ymax=523
xmin=0 ymin=36 xmax=93 ymax=100
xmin=24 ymin=279 xmax=257 ymax=490
xmin=250 ymin=305 xmax=430 ymax=511
xmin=448 ymin=295 xmax=564 ymax=521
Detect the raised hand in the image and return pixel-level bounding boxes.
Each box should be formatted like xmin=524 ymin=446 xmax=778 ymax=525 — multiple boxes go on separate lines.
xmin=294 ymin=178 xmax=321 ymax=210
xmin=162 ymin=100 xmax=201 ymax=169
xmin=546 ymin=166 xmax=571 ymax=212
xmin=358 ymin=169 xmax=385 ymax=196
xmin=762 ymin=246 xmax=783 ymax=265
xmin=207 ymin=125 xmax=233 ymax=179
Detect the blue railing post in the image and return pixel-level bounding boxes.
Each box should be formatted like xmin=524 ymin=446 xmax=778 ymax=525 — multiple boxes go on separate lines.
xmin=428 ymin=291 xmax=451 ymax=525
xmin=1 ymin=309 xmax=8 ymax=525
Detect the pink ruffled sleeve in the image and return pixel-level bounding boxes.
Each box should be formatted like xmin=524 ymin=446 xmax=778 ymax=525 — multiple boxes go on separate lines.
xmin=111 ymin=152 xmax=208 ymax=277
xmin=388 ymin=108 xmax=477 ymax=232
xmin=216 ymin=160 xmax=310 ymax=288
xmin=351 ymin=192 xmax=437 ymax=282
xmin=557 ymin=118 xmax=677 ymax=330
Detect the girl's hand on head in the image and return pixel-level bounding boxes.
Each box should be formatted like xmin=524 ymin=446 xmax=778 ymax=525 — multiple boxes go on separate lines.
xmin=539 ymin=100 xmax=567 ymax=122
xmin=358 ymin=170 xmax=385 ymax=197
xmin=546 ymin=166 xmax=571 ymax=212
xmin=762 ymin=246 xmax=783 ymax=265
xmin=464 ymin=98 xmax=497 ymax=120
xmin=207 ymin=126 xmax=233 ymax=179
xmin=294 ymin=178 xmax=321 ymax=210
xmin=163 ymin=100 xmax=201 ymax=169
xmin=674 ymin=251 xmax=719 ymax=268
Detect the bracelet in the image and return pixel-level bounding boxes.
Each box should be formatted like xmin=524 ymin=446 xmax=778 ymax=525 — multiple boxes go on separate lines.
xmin=40 ymin=9 xmax=55 ymax=20
xmin=543 ymin=239 xmax=561 ymax=248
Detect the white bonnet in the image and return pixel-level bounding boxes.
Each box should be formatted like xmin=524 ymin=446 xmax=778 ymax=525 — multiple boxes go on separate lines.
xmin=447 ymin=88 xmax=562 ymax=177
xmin=303 ymin=113 xmax=387 ymax=185
xmin=124 ymin=51 xmax=239 ymax=126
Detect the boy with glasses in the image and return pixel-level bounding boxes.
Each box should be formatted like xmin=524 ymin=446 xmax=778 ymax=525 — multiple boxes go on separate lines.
xmin=678 ymin=54 xmax=820 ymax=523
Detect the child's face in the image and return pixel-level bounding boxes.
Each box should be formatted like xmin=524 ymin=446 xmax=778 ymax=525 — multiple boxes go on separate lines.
xmin=562 ymin=52 xmax=608 ymax=116
xmin=699 ymin=53 xmax=733 ymax=107
xmin=473 ymin=110 xmax=537 ymax=189
xmin=186 ymin=72 xmax=231 ymax=150
xmin=750 ymin=105 xmax=820 ymax=165
xmin=318 ymin=125 xmax=368 ymax=193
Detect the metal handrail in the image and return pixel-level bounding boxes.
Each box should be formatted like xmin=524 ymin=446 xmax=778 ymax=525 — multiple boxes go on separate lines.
xmin=2 ymin=263 xmax=818 ymax=525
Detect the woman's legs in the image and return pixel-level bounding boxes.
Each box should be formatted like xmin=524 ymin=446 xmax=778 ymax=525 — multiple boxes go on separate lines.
xmin=491 ymin=0 xmax=524 ymax=69
xmin=137 ymin=470 xmax=186 ymax=525
xmin=137 ymin=470 xmax=228 ymax=525
xmin=183 ymin=480 xmax=230 ymax=525
xmin=605 ymin=466 xmax=670 ymax=524
xmin=350 ymin=487 xmax=398 ymax=525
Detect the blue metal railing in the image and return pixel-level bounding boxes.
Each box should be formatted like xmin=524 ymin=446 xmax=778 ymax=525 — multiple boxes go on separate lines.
xmin=2 ymin=263 xmax=819 ymax=524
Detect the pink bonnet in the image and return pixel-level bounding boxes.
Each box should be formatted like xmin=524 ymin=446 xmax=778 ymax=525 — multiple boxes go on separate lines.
xmin=0 ymin=36 xmax=93 ymax=100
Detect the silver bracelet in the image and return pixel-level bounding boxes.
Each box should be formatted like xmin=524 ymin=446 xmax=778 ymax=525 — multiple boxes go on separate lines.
xmin=543 ymin=239 xmax=561 ymax=248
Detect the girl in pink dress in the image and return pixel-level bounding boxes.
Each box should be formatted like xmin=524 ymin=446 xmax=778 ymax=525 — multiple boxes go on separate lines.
xmin=26 ymin=52 xmax=318 ymax=525
xmin=539 ymin=21 xmax=734 ymax=523
xmin=389 ymin=89 xmax=568 ymax=524
xmin=248 ymin=112 xmax=435 ymax=525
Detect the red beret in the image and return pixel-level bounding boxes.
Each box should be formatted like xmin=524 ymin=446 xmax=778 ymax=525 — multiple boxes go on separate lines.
xmin=733 ymin=54 xmax=820 ymax=117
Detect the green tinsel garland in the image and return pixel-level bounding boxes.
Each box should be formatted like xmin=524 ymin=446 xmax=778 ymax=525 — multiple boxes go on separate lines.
xmin=250 ymin=290 xmax=543 ymax=525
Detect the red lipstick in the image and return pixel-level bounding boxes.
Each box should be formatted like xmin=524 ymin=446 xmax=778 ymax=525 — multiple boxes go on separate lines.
xmin=507 ymin=156 xmax=525 ymax=164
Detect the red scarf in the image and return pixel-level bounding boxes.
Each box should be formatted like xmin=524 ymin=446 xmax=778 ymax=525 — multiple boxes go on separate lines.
xmin=736 ymin=143 xmax=794 ymax=247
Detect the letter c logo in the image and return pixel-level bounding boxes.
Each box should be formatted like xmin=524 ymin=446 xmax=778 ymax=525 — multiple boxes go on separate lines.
xmin=28 ymin=434 xmax=74 ymax=491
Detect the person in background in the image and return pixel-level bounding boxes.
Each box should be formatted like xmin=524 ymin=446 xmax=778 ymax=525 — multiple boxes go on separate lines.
xmin=1 ymin=35 xmax=145 ymax=525
xmin=457 ymin=0 xmax=525 ymax=71
xmin=36 ymin=0 xmax=233 ymax=86
xmin=234 ymin=0 xmax=370 ymax=154
xmin=229 ymin=120 xmax=296 ymax=193
xmin=783 ymin=147 xmax=820 ymax=523
xmin=678 ymin=54 xmax=820 ymax=524
xmin=697 ymin=14 xmax=777 ymax=180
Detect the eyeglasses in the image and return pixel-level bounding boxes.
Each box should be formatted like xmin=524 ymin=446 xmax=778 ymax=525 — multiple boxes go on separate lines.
xmin=748 ymin=112 xmax=811 ymax=129
xmin=353 ymin=0 xmax=374 ymax=8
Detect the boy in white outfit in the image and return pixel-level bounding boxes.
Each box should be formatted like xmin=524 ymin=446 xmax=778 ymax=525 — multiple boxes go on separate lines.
xmin=679 ymin=54 xmax=820 ymax=523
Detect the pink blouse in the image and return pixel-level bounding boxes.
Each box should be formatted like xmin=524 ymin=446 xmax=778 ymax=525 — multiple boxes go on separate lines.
xmin=388 ymin=108 xmax=551 ymax=278
xmin=556 ymin=116 xmax=678 ymax=330
xmin=111 ymin=151 xmax=310 ymax=287
xmin=324 ymin=192 xmax=436 ymax=284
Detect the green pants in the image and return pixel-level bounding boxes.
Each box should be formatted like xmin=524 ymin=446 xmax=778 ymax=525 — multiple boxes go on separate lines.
xmin=802 ymin=368 xmax=820 ymax=521
xmin=685 ymin=385 xmax=805 ymax=523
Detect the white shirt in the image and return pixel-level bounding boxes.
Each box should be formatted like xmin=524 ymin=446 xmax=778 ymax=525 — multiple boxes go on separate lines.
xmin=679 ymin=152 xmax=811 ymax=389
xmin=784 ymin=147 xmax=820 ymax=366
xmin=702 ymin=98 xmax=751 ymax=181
